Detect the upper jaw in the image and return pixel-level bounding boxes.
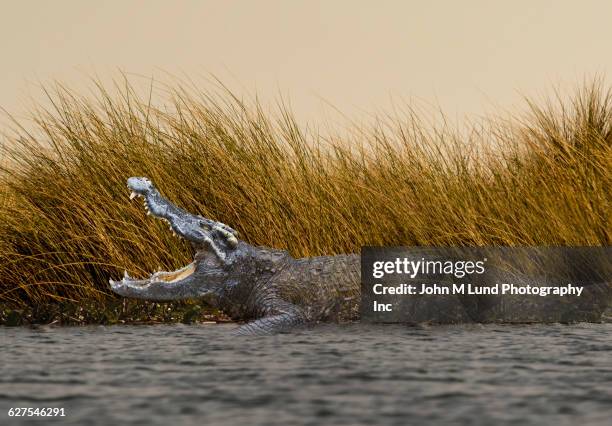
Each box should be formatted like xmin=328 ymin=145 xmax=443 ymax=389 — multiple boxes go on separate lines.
xmin=125 ymin=178 xmax=238 ymax=259
xmin=127 ymin=177 xmax=154 ymax=200
xmin=113 ymin=175 xmax=240 ymax=282
xmin=126 ymin=181 xmax=167 ymax=222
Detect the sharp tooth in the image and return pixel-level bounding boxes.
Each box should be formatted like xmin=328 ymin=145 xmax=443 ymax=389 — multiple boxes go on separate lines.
xmin=147 ymin=211 xmax=151 ymax=216
xmin=129 ymin=191 xmax=137 ymax=200
xmin=123 ymin=270 xmax=130 ymax=279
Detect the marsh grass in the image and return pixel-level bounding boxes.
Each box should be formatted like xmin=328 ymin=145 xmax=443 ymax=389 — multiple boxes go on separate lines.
xmin=0 ymin=79 xmax=609 ymax=321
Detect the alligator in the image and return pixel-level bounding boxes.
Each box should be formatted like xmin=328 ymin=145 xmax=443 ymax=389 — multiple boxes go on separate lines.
xmin=110 ymin=177 xmax=611 ymax=334
xmin=109 ymin=177 xmax=361 ymax=335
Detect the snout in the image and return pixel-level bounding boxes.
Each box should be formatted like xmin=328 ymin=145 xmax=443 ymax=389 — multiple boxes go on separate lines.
xmin=127 ymin=177 xmax=153 ymax=195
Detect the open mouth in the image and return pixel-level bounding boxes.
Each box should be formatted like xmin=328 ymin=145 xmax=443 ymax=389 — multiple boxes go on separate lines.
xmin=112 ymin=184 xmax=197 ymax=287
xmin=109 ymin=176 xmax=241 ymax=300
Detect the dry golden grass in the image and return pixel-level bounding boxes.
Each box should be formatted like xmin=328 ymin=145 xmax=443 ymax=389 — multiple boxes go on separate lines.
xmin=0 ymin=79 xmax=609 ymax=309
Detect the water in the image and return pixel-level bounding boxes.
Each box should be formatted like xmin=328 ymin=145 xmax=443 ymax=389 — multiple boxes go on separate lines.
xmin=1 ymin=323 xmax=611 ymax=426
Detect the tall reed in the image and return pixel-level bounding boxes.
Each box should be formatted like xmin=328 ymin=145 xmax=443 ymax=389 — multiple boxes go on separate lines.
xmin=0 ymin=80 xmax=609 ymax=308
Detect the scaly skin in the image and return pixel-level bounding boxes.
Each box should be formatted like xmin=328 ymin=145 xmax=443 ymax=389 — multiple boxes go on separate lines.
xmin=110 ymin=177 xmax=611 ymax=334
xmin=109 ymin=177 xmax=362 ymax=334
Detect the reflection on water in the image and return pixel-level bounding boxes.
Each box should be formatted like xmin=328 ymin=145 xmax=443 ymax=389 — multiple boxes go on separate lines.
xmin=1 ymin=323 xmax=611 ymax=425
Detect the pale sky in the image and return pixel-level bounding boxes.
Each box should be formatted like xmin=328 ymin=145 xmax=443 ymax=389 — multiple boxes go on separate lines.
xmin=1 ymin=0 xmax=610 ymax=125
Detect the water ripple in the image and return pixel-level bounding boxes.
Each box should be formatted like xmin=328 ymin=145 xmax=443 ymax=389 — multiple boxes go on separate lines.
xmin=1 ymin=323 xmax=611 ymax=425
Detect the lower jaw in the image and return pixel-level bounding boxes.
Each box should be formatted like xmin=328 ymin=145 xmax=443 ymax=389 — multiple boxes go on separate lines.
xmin=148 ymin=261 xmax=197 ymax=284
